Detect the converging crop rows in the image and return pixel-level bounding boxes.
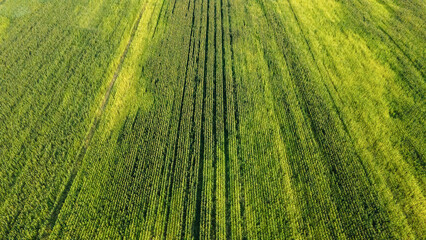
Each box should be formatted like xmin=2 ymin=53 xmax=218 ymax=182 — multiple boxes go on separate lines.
xmin=0 ymin=0 xmax=424 ymax=239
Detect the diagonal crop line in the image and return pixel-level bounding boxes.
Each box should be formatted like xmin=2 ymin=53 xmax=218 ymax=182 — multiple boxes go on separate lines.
xmin=43 ymin=3 xmax=148 ymax=234
xmin=181 ymin=0 xmax=202 ymax=238
xmin=194 ymin=0 xmax=210 ymax=237
xmin=163 ymin=0 xmax=198 ymax=237
xmin=225 ymin=0 xmax=245 ymax=237
xmin=77 ymin=1 xmax=147 ymax=172
xmin=220 ymin=0 xmax=232 ymax=237
xmin=211 ymin=0 xmax=219 ymax=237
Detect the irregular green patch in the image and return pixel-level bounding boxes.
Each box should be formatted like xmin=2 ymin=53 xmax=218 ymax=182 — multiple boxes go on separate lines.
xmin=0 ymin=15 xmax=9 ymax=41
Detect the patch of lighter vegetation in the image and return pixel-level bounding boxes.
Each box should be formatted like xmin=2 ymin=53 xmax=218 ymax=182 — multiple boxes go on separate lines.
xmin=0 ymin=16 xmax=9 ymax=42
xmin=0 ymin=0 xmax=42 ymax=18
xmin=286 ymin=0 xmax=424 ymax=237
xmin=76 ymin=0 xmax=105 ymax=30
xmin=102 ymin=0 xmax=160 ymax=135
xmin=284 ymin=0 xmax=398 ymax=150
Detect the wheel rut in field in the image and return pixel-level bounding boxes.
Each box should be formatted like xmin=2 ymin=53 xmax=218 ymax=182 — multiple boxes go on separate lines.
xmin=181 ymin=0 xmax=203 ymax=237
xmin=44 ymin=3 xmax=148 ymax=233
xmin=194 ymin=0 xmax=210 ymax=237
xmin=220 ymin=0 xmax=232 ymax=238
xmin=152 ymin=94 xmax=176 ymax=236
xmin=211 ymin=0 xmax=218 ymax=237
xmin=225 ymin=0 xmax=245 ymax=237
xmin=378 ymin=25 xmax=424 ymax=79
xmin=163 ymin=0 xmax=198 ymax=237
xmin=258 ymin=0 xmax=393 ymax=237
xmin=152 ymin=0 xmax=166 ymax=38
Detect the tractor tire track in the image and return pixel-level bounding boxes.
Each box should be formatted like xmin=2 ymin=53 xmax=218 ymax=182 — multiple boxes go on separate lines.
xmin=220 ymin=0 xmax=231 ymax=238
xmin=149 ymin=94 xmax=177 ymax=237
xmin=285 ymin=0 xmax=372 ymax=188
xmin=152 ymin=0 xmax=166 ymax=38
xmin=211 ymin=0 xmax=218 ymax=237
xmin=181 ymin=0 xmax=206 ymax=237
xmin=180 ymin=0 xmax=201 ymax=237
xmin=194 ymin=0 xmax=210 ymax=237
xmin=44 ymin=3 xmax=148 ymax=234
xmin=259 ymin=0 xmax=394 ymax=237
xmin=163 ymin=0 xmax=197 ymax=237
xmin=286 ymin=1 xmax=411 ymax=227
xmin=225 ymin=0 xmax=246 ymax=238
xmin=286 ymin=0 xmax=373 ymax=150
xmin=377 ymin=25 xmax=425 ymax=79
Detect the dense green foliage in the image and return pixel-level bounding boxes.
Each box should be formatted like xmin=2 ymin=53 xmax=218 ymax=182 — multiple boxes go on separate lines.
xmin=0 ymin=0 xmax=424 ymax=239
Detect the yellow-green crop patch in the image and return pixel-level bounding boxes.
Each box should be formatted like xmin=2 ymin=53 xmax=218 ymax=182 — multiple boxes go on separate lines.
xmin=0 ymin=16 xmax=8 ymax=41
